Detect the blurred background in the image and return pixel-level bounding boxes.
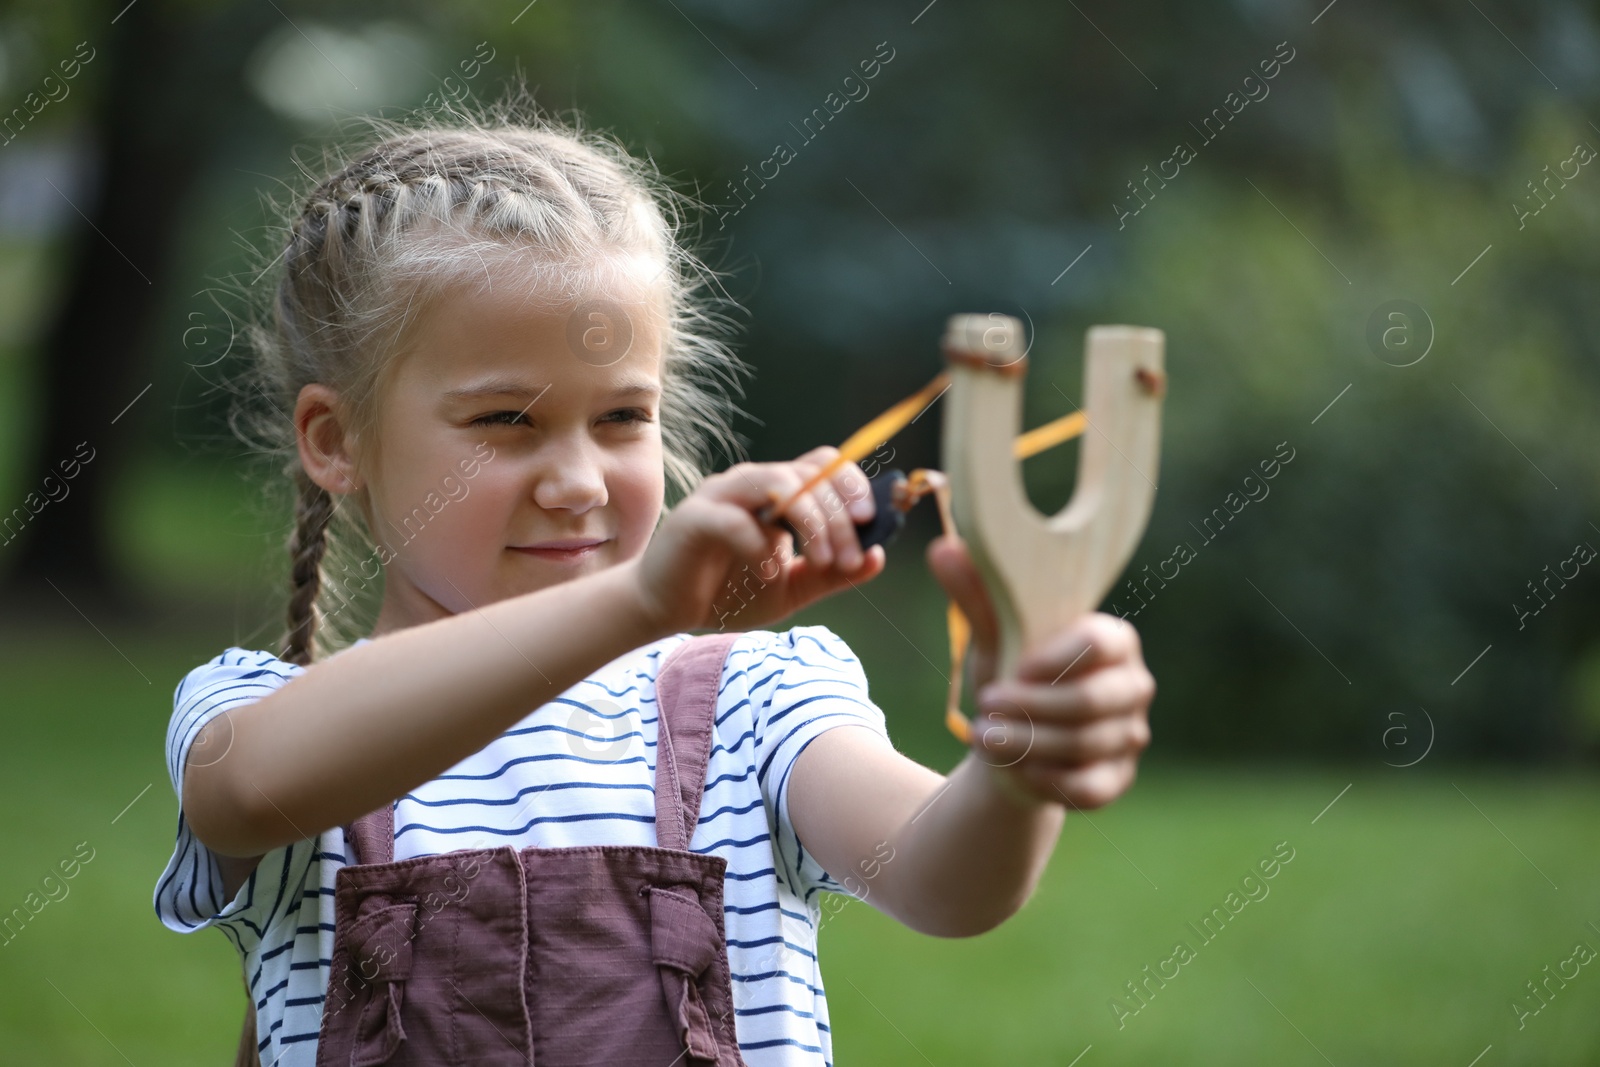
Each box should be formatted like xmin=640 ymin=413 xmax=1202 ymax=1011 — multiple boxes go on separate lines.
xmin=1 ymin=0 xmax=1597 ymax=1063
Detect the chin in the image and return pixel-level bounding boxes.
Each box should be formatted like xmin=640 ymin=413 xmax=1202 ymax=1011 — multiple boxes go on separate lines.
xmin=506 ymin=555 xmax=603 ymax=591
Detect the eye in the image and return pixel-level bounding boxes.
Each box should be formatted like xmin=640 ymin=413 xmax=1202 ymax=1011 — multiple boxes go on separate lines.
xmin=471 ymin=411 xmax=528 ymax=427
xmin=602 ymin=408 xmax=653 ymax=425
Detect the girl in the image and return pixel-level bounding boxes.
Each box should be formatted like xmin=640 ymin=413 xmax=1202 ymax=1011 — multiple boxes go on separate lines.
xmin=154 ymin=103 xmax=1154 ymax=1067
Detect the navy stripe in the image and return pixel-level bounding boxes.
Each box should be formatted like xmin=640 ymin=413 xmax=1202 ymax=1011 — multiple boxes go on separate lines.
xmin=716 ymin=696 xmax=751 ymax=726
xmin=763 ymin=693 xmax=857 ymax=737
xmin=430 ymin=750 xmax=651 ymax=781
xmin=395 ymin=810 xmax=656 ymax=839
xmin=502 ymin=721 xmax=649 ymax=745
xmin=790 ymin=631 xmax=857 ymax=664
xmin=692 ymin=831 xmax=770 ymax=853
xmin=737 ymin=1001 xmax=819 ymax=1020
xmin=580 ymin=679 xmax=650 ymax=699
xmin=218 ymin=921 xmax=245 ymax=955
xmin=259 ymin=937 xmax=296 ymax=963
xmin=707 ymin=766 xmax=758 ymax=791
xmin=402 ymin=779 xmax=652 ymax=807
xmin=522 ymin=694 xmax=645 ymax=721
xmin=262 ymin=845 xmax=296 ymax=930
xmin=724 ymin=900 xmax=810 ymax=924
xmin=726 ymin=935 xmax=817 ymax=961
xmin=740 ymin=1037 xmax=826 ymax=1053
xmin=699 ymin=798 xmax=764 ymax=822
xmin=729 ymin=969 xmax=827 ymax=996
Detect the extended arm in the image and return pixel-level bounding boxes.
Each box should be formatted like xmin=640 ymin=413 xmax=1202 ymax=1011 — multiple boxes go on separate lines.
xmin=185 ymin=559 xmax=666 ymax=861
xmin=785 ymin=536 xmax=1154 ymax=937
xmin=186 ymin=447 xmax=886 ymax=872
xmin=786 ymin=725 xmax=1066 ymax=937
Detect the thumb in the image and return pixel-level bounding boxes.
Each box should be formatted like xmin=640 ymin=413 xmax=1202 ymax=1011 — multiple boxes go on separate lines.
xmin=925 ymin=534 xmax=1002 ymax=685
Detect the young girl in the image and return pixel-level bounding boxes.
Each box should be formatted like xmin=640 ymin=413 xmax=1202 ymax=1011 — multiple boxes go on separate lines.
xmin=153 ymin=104 xmax=1154 ymax=1067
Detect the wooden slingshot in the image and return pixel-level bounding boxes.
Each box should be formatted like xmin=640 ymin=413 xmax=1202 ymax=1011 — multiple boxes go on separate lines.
xmin=760 ymin=313 xmax=1166 ymax=743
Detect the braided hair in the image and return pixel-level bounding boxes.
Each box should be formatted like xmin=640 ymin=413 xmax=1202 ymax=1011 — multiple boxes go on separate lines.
xmin=229 ymin=95 xmax=749 ymax=666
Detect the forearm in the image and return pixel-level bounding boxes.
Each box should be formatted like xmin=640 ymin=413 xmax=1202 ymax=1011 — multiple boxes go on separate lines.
xmin=878 ymin=753 xmax=1067 ymax=937
xmin=188 ymin=558 xmax=669 ymax=856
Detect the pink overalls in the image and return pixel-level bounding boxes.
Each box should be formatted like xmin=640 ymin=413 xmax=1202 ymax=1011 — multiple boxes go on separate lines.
xmin=259 ymin=632 xmax=752 ymax=1067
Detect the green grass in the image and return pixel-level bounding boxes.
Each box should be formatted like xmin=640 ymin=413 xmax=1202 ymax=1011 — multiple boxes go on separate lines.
xmin=823 ymin=770 xmax=1600 ymax=1065
xmin=1 ymin=623 xmax=1597 ymax=1065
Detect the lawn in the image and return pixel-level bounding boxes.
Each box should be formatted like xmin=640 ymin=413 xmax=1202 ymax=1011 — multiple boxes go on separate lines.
xmin=822 ymin=770 xmax=1600 ymax=1065
xmin=0 ymin=617 xmax=1596 ymax=1065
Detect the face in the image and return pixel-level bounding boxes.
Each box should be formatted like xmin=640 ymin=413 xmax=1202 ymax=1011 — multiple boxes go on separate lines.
xmin=354 ymin=273 xmax=666 ymax=635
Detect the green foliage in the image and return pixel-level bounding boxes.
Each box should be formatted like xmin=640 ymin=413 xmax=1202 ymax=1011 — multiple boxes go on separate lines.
xmin=4 ymin=0 xmax=1597 ymax=759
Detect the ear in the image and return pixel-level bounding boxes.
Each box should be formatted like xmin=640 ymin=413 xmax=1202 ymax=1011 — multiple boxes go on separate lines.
xmin=294 ymin=384 xmax=364 ymax=495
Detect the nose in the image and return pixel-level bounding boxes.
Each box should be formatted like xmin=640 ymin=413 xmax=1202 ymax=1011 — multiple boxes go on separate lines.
xmin=531 ymin=430 xmax=609 ymax=514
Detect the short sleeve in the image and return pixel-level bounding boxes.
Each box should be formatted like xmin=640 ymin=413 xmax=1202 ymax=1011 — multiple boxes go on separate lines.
xmin=152 ymin=648 xmax=317 ymax=955
xmin=747 ymin=625 xmax=891 ymax=903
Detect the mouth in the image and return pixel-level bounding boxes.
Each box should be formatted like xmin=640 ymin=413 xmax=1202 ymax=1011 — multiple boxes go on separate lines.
xmin=509 ymin=538 xmax=609 ymax=563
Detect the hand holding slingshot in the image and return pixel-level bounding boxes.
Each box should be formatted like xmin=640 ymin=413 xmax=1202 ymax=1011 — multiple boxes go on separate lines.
xmin=756 ymin=314 xmax=1166 ymax=744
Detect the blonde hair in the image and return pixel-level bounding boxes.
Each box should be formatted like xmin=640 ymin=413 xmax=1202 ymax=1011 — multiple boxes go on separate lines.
xmin=229 ymin=92 xmax=749 ymax=666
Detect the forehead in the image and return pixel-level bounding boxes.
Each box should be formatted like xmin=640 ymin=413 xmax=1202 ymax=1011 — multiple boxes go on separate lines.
xmin=394 ymin=266 xmax=667 ymax=398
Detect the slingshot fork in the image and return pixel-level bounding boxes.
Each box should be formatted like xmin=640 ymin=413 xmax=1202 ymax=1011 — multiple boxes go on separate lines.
xmin=940 ymin=314 xmax=1166 ymax=684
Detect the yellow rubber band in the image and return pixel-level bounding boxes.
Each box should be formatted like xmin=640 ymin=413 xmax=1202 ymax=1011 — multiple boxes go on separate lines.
xmin=1014 ymin=410 xmax=1087 ymax=460
xmin=766 ymin=371 xmax=952 ymax=518
xmin=786 ymin=371 xmax=1088 ymax=741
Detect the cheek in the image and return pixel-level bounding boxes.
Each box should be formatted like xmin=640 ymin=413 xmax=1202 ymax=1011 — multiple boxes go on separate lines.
xmin=428 ymin=465 xmax=521 ymax=541
xmin=376 ymin=451 xmax=511 ymax=558
xmin=612 ymin=459 xmax=664 ymax=553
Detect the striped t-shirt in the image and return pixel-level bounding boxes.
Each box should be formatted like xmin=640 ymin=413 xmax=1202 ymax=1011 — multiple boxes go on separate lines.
xmin=153 ymin=625 xmax=890 ymax=1067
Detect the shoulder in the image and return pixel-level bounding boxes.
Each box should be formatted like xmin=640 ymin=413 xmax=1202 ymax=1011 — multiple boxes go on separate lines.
xmin=718 ymin=626 xmax=880 ymax=738
xmin=723 ymin=625 xmax=865 ymax=682
xmin=173 ymin=647 xmax=303 ymax=709
xmin=167 ymin=648 xmax=305 ymax=784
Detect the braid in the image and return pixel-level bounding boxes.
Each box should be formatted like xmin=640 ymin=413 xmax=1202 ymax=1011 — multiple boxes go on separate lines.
xmin=282 ymin=470 xmax=335 ymax=666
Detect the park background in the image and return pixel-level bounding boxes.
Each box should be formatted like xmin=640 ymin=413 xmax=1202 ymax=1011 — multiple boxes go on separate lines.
xmin=1 ymin=0 xmax=1598 ymax=1062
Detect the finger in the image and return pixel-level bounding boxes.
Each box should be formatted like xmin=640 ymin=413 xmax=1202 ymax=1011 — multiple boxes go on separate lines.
xmin=967 ymin=706 xmax=1037 ymax=771
xmin=792 ymin=446 xmax=874 ymax=528
xmin=974 ymin=713 xmax=1150 ymax=767
xmin=829 ymin=457 xmax=875 ymax=524
xmin=795 ymin=444 xmax=841 ymax=473
xmin=1045 ymin=757 xmax=1139 ymax=811
xmin=706 ymin=462 xmax=804 ymax=518
xmin=979 ymin=663 xmax=1156 ymax=726
xmin=925 ymin=535 xmax=1000 ymax=657
xmin=809 ymin=473 xmax=864 ymax=571
xmin=781 ymin=544 xmax=886 ymax=609
xmin=761 ymin=455 xmax=845 ymax=568
xmin=781 ymin=487 xmax=838 ymax=567
xmin=697 ymin=499 xmax=784 ymax=564
xmin=1013 ymin=612 xmax=1143 ymax=685
xmin=784 ymin=444 xmax=864 ymax=527
xmin=717 ymin=462 xmax=834 ymax=568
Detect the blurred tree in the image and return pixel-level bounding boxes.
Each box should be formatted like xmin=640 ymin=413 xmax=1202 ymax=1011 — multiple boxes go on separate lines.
xmin=2 ymin=0 xmax=279 ymax=617
xmin=1 ymin=0 xmax=1594 ymax=761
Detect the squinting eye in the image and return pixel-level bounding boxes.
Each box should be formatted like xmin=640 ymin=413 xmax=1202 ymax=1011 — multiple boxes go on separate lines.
xmin=471 ymin=411 xmax=528 ymax=427
xmin=604 ymin=409 xmax=653 ymax=424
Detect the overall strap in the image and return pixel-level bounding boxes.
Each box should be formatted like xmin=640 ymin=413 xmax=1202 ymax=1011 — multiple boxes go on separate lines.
xmin=343 ymin=634 xmax=744 ymax=863
xmin=652 ymin=633 xmax=742 ymax=852
xmin=347 ymin=795 xmax=395 ymax=866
